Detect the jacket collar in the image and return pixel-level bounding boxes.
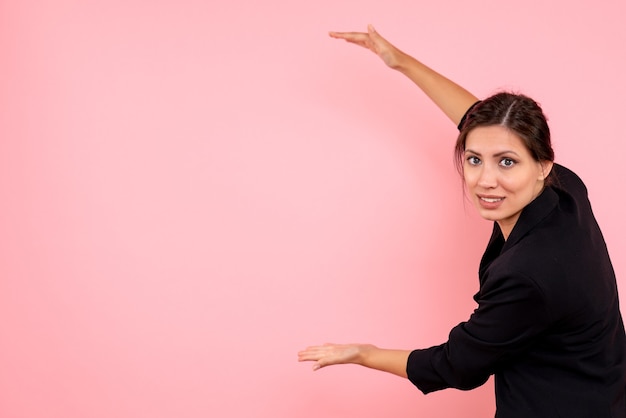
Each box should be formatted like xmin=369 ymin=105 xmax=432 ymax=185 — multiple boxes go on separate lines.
xmin=502 ymin=186 xmax=559 ymax=251
xmin=479 ymin=186 xmax=559 ymax=278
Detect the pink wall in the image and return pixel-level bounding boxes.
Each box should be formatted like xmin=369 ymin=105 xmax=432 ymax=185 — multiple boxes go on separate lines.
xmin=2 ymin=1 xmax=625 ymax=417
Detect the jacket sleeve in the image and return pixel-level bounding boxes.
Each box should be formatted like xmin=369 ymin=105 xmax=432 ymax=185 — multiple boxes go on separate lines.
xmin=406 ymin=270 xmax=551 ymax=393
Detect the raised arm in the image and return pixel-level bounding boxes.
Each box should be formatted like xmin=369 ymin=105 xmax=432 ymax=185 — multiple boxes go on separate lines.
xmin=329 ymin=25 xmax=478 ymax=126
xmin=298 ymin=343 xmax=411 ymax=378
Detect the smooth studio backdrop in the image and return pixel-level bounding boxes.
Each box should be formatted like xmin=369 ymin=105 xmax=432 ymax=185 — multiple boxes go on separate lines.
xmin=2 ymin=1 xmax=625 ymax=417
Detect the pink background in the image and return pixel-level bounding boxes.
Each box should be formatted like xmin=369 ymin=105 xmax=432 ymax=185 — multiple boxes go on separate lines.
xmin=2 ymin=1 xmax=625 ymax=417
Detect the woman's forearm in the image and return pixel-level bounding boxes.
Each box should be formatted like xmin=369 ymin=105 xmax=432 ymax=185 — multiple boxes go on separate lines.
xmin=330 ymin=26 xmax=479 ymax=126
xmin=392 ymin=51 xmax=479 ymax=126
xmin=357 ymin=345 xmax=411 ymax=378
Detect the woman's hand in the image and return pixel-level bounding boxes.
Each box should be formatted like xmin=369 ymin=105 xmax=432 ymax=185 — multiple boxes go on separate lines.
xmin=298 ymin=343 xmax=373 ymax=371
xmin=329 ymin=25 xmax=407 ymax=69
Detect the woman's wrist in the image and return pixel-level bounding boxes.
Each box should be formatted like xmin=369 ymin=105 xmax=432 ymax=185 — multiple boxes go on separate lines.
xmin=387 ymin=49 xmax=412 ymax=71
xmin=356 ymin=344 xmax=378 ymax=366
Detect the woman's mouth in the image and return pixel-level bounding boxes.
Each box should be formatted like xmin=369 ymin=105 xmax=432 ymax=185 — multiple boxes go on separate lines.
xmin=478 ymin=195 xmax=505 ymax=209
xmin=480 ymin=197 xmax=504 ymax=203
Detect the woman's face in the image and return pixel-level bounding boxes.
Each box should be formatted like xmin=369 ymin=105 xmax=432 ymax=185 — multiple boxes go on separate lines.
xmin=463 ymin=125 xmax=553 ymax=239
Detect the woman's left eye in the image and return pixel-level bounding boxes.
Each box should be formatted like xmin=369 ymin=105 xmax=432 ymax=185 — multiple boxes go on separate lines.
xmin=500 ymin=158 xmax=516 ymax=168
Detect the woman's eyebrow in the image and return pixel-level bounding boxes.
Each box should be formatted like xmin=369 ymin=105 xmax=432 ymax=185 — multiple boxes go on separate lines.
xmin=464 ymin=149 xmax=520 ymax=158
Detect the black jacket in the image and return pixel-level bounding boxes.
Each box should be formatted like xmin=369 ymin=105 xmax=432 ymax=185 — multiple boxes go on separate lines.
xmin=406 ymin=164 xmax=626 ymax=417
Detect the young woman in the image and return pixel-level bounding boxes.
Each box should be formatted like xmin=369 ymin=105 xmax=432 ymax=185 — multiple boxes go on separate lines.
xmin=298 ymin=25 xmax=626 ymax=417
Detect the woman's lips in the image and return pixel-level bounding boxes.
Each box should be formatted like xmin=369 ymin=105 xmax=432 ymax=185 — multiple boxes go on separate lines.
xmin=478 ymin=195 xmax=505 ymax=209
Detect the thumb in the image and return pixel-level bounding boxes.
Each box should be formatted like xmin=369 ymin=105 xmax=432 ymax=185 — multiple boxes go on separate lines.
xmin=367 ymin=24 xmax=386 ymax=48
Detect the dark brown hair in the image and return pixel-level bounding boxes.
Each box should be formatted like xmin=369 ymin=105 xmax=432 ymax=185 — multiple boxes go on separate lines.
xmin=454 ymin=92 xmax=555 ymax=183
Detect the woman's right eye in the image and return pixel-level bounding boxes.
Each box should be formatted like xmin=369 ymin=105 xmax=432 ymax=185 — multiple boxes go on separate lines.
xmin=467 ymin=156 xmax=481 ymax=165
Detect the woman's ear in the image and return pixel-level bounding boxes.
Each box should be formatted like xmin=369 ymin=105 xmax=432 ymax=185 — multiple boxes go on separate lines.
xmin=539 ymin=160 xmax=554 ymax=180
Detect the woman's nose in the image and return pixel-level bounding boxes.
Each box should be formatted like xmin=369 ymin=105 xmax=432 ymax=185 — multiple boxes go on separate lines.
xmin=477 ymin=165 xmax=498 ymax=188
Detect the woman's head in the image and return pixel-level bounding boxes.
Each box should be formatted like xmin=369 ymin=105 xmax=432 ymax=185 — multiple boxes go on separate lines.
xmin=455 ymin=92 xmax=554 ymax=171
xmin=455 ymin=93 xmax=555 ymax=238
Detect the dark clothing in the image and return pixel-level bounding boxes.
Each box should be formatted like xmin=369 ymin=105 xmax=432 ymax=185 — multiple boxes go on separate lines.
xmin=406 ymin=164 xmax=626 ymax=417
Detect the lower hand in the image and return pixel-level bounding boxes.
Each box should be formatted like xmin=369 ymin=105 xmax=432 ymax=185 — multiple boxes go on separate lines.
xmin=298 ymin=343 xmax=375 ymax=371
